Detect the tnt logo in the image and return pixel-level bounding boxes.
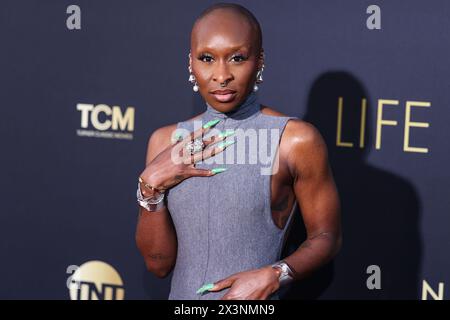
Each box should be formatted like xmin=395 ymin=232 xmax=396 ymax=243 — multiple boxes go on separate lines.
xmin=76 ymin=103 xmax=135 ymax=140
xmin=67 ymin=260 xmax=125 ymax=300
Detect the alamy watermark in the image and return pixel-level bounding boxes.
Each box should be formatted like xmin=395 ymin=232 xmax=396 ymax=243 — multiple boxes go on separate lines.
xmin=170 ymin=119 xmax=283 ymax=175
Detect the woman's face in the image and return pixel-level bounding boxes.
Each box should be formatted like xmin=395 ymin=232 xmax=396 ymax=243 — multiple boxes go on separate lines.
xmin=190 ymin=9 xmax=263 ymax=112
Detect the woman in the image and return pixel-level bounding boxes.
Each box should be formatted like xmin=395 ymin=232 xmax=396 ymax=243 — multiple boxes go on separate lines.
xmin=135 ymin=3 xmax=341 ymax=300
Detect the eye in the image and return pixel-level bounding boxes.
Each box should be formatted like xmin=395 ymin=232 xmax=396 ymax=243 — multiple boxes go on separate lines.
xmin=231 ymin=54 xmax=247 ymax=63
xmin=198 ymin=54 xmax=214 ymax=63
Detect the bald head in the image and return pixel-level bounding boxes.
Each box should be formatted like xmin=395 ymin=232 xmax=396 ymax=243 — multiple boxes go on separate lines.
xmin=191 ymin=3 xmax=263 ymax=55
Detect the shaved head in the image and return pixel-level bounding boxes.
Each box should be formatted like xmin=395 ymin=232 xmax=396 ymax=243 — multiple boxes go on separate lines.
xmin=192 ymin=3 xmax=263 ymax=55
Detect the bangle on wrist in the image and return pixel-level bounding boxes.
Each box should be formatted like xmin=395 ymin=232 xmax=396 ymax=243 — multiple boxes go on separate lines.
xmin=271 ymin=260 xmax=295 ymax=286
xmin=136 ymin=178 xmax=166 ymax=212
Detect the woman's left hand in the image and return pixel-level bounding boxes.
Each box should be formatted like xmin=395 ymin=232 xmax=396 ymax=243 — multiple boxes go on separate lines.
xmin=208 ymin=266 xmax=280 ymax=300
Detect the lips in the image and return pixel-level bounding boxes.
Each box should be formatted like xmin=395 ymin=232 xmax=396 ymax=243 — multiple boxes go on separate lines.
xmin=210 ymin=89 xmax=237 ymax=103
xmin=210 ymin=89 xmax=236 ymax=94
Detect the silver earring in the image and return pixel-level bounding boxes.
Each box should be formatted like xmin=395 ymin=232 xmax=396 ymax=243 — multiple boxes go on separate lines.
xmin=188 ymin=65 xmax=199 ymax=92
xmin=253 ymin=64 xmax=264 ymax=92
xmin=188 ymin=52 xmax=199 ymax=92
xmin=256 ymin=65 xmax=264 ymax=83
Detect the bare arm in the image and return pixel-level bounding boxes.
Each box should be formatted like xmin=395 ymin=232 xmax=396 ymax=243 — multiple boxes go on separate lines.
xmin=283 ymin=120 xmax=342 ymax=281
xmin=135 ymin=125 xmax=178 ymax=278
xmin=135 ymin=119 xmax=230 ymax=278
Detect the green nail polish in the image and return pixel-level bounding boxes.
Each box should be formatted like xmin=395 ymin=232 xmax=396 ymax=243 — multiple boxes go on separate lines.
xmin=196 ymin=283 xmax=214 ymax=294
xmin=218 ymin=129 xmax=235 ymax=139
xmin=217 ymin=139 xmax=235 ymax=149
xmin=211 ymin=167 xmax=227 ymax=175
xmin=203 ymin=119 xmax=221 ymax=129
xmin=173 ymin=133 xmax=183 ymax=141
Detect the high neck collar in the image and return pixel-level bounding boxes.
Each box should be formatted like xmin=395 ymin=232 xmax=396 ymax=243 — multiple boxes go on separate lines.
xmin=205 ymin=92 xmax=260 ymax=120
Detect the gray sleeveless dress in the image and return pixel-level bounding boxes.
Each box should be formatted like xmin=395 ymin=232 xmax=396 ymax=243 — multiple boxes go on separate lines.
xmin=166 ymin=92 xmax=298 ymax=300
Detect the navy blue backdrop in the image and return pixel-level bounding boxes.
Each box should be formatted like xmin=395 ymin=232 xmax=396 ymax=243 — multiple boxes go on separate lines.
xmin=1 ymin=0 xmax=449 ymax=299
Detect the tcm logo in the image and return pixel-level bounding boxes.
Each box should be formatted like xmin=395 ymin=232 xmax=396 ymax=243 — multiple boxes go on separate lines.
xmin=76 ymin=103 xmax=134 ymax=140
xmin=67 ymin=260 xmax=125 ymax=300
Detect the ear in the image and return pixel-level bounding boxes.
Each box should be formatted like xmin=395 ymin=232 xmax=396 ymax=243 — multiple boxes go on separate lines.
xmin=257 ymin=48 xmax=265 ymax=70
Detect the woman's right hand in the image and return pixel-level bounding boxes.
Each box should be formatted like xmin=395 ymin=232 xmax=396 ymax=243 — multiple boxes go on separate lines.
xmin=139 ymin=119 xmax=235 ymax=194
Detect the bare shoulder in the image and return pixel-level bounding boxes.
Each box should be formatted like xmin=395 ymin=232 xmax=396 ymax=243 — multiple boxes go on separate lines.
xmin=149 ymin=112 xmax=204 ymax=146
xmin=284 ymin=118 xmax=325 ymax=148
xmin=283 ymin=119 xmax=329 ymax=178
xmin=261 ymin=105 xmax=328 ymax=176
xmin=149 ymin=123 xmax=177 ymax=146
xmin=145 ymin=124 xmax=177 ymax=164
xmin=260 ymin=104 xmax=323 ymax=147
xmin=145 ymin=113 xmax=204 ymax=164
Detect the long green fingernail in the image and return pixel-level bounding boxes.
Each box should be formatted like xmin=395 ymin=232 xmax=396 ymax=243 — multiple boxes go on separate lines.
xmin=217 ymin=139 xmax=235 ymax=149
xmin=196 ymin=283 xmax=214 ymax=294
xmin=218 ymin=129 xmax=235 ymax=139
xmin=203 ymin=119 xmax=221 ymax=129
xmin=211 ymin=167 xmax=227 ymax=175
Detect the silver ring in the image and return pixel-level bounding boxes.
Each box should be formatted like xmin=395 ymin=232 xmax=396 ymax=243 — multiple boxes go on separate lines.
xmin=184 ymin=137 xmax=204 ymax=155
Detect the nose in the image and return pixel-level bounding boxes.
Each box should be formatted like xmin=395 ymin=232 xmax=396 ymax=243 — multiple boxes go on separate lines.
xmin=213 ymin=60 xmax=233 ymax=85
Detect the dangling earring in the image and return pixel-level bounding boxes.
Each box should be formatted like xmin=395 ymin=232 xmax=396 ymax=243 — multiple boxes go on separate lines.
xmin=253 ymin=64 xmax=264 ymax=92
xmin=188 ymin=53 xmax=199 ymax=92
xmin=253 ymin=51 xmax=265 ymax=92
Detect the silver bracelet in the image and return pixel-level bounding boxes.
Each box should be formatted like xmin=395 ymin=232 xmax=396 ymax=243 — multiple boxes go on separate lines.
xmin=271 ymin=260 xmax=295 ymax=286
xmin=136 ymin=182 xmax=166 ymax=212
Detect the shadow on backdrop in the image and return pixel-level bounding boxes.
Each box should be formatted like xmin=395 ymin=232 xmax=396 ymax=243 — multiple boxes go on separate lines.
xmin=281 ymin=72 xmax=422 ymax=300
